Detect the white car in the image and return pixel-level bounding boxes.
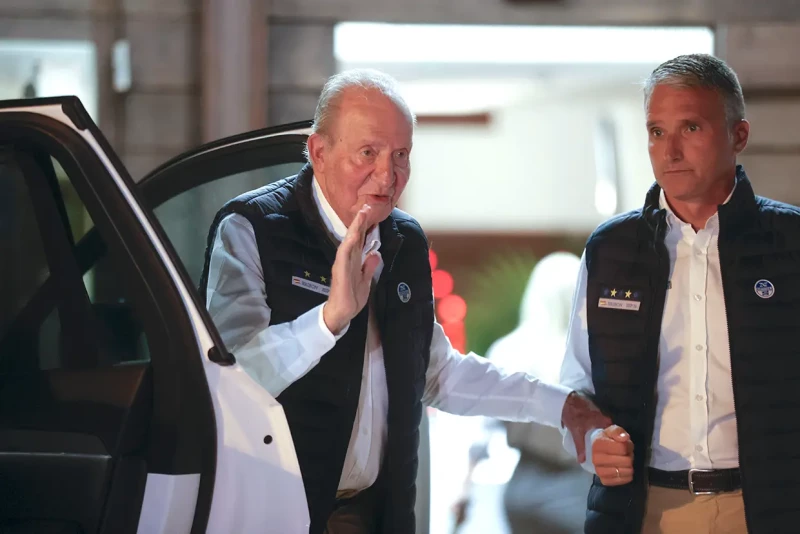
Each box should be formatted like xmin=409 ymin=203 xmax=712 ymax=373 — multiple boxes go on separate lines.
xmin=0 ymin=96 xmax=319 ymax=533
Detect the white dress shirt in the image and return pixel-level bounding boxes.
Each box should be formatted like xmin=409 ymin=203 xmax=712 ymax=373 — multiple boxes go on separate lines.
xmin=206 ymin=176 xmax=572 ymax=494
xmin=560 ymin=186 xmax=739 ymax=472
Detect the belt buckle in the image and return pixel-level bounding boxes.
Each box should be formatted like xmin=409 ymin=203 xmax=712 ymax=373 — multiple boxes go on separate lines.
xmin=687 ymin=468 xmax=715 ymax=495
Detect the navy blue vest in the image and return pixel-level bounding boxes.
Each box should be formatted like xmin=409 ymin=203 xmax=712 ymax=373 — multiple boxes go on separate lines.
xmin=583 ymin=166 xmax=800 ymax=534
xmin=200 ymin=165 xmax=434 ymax=534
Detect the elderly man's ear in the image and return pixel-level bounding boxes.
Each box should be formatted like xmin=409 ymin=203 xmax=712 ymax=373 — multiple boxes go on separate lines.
xmin=307 ymin=133 xmax=327 ymax=169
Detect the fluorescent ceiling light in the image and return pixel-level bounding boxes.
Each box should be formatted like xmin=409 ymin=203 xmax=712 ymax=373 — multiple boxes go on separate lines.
xmin=335 ymin=24 xmax=714 ymax=64
xmin=399 ymin=80 xmax=533 ymax=114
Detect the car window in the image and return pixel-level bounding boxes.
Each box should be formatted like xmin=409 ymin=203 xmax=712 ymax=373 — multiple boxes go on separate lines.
xmin=0 ymin=151 xmax=49 ymax=335
xmin=153 ymin=162 xmax=304 ymax=285
xmin=0 ymin=148 xmax=150 ymax=373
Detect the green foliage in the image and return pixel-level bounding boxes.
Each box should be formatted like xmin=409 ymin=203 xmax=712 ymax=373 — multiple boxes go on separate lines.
xmin=462 ymin=250 xmax=539 ymax=356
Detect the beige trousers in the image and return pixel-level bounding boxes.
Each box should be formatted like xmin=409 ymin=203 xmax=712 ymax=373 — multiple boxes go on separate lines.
xmin=641 ymin=485 xmax=747 ymax=534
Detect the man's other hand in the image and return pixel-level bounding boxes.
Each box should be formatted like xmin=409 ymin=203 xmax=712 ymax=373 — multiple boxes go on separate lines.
xmin=323 ymin=204 xmax=381 ymax=335
xmin=561 ymin=391 xmax=612 ymax=463
xmin=593 ymin=425 xmax=634 ymax=486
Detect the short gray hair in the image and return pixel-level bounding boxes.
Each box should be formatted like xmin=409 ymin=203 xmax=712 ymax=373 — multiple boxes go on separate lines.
xmin=305 ymin=69 xmax=415 ymax=159
xmin=644 ymin=53 xmax=745 ymax=125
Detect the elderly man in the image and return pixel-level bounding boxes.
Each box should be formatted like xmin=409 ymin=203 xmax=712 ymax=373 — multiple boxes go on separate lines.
xmin=201 ymin=69 xmax=607 ymax=534
xmin=560 ymin=53 xmax=800 ymax=534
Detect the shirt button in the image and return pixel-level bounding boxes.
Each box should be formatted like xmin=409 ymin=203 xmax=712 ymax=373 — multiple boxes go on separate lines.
xmin=696 ymin=445 xmax=704 ymax=452
xmin=695 ymin=344 xmax=704 ymax=351
xmin=694 ymin=294 xmax=702 ymax=301
xmin=696 ymin=394 xmax=704 ymax=401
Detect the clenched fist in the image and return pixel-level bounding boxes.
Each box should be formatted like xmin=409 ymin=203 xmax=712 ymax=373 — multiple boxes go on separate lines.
xmin=592 ymin=425 xmax=634 ymax=486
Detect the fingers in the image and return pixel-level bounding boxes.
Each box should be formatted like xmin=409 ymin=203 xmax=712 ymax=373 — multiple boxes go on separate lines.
xmin=593 ymin=434 xmax=634 ymax=458
xmin=596 ymin=465 xmax=634 ymax=486
xmin=592 ymin=425 xmax=634 ymax=486
xmin=603 ymin=424 xmax=630 ymax=442
xmin=361 ymin=251 xmax=381 ymax=282
xmin=594 ymin=438 xmax=633 ymax=456
xmin=344 ymin=204 xmax=372 ymax=247
xmin=593 ymin=450 xmax=633 ymax=469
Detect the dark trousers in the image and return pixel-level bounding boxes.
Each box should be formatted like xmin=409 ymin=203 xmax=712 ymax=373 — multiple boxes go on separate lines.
xmin=324 ymin=485 xmax=382 ymax=534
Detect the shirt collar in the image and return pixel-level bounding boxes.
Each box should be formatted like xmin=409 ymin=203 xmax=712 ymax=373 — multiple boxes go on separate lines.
xmin=658 ymin=178 xmax=737 ymax=232
xmin=312 ymin=175 xmax=381 ymax=253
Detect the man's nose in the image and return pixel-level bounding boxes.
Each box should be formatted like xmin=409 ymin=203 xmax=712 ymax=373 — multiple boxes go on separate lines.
xmin=664 ymin=134 xmax=683 ymax=162
xmin=373 ymin=154 xmax=395 ymax=186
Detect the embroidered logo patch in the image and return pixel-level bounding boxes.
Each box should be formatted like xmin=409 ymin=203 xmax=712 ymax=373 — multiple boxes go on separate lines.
xmin=397 ymin=282 xmax=411 ymax=303
xmin=754 ymin=279 xmax=775 ymax=299
xmin=598 ymin=286 xmax=641 ymax=311
xmin=291 ymin=268 xmax=330 ymax=297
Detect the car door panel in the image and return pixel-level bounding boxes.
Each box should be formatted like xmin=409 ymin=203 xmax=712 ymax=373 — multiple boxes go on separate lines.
xmin=0 ymin=99 xmax=214 ymax=534
xmin=1 ymin=97 xmax=317 ymax=532
xmin=0 ymin=364 xmax=151 ymax=534
xmin=139 ymin=121 xmax=316 ymax=533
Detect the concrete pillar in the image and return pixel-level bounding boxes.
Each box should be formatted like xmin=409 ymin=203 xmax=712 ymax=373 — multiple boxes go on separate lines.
xmin=266 ymin=20 xmax=335 ymax=125
xmin=201 ymin=0 xmax=267 ymax=142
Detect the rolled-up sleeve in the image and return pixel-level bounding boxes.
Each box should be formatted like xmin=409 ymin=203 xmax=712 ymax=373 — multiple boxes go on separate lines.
xmin=206 ymin=213 xmax=348 ymax=397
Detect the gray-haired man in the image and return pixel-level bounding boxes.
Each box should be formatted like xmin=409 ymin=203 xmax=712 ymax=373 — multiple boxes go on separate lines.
xmin=560 ymin=53 xmax=800 ymax=534
xmin=201 ymin=68 xmax=609 ymax=534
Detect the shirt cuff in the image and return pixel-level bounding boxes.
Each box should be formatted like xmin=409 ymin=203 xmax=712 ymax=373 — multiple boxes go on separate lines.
xmin=528 ymin=381 xmax=573 ymax=428
xmin=561 ymin=426 xmax=603 ymax=474
xmin=316 ymin=304 xmax=350 ymax=343
xmin=581 ymin=427 xmax=604 ymax=474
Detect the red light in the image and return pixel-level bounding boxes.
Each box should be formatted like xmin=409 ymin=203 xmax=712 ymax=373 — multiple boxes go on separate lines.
xmin=429 ymin=249 xmax=438 ymax=270
xmin=431 ymin=270 xmax=454 ymax=299
xmin=442 ymin=321 xmax=466 ymax=353
xmin=437 ymin=294 xmax=467 ymax=324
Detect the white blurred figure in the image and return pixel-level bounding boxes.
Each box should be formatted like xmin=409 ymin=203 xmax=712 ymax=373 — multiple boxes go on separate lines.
xmin=487 ymin=251 xmax=582 ymax=384
xmin=453 ymin=252 xmax=582 ymax=534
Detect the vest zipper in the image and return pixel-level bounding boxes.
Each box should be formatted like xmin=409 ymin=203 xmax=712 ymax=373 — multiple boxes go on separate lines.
xmin=387 ymin=235 xmax=405 ymax=273
xmin=718 ymin=222 xmax=752 ymax=532
xmin=629 ymin=212 xmax=668 ymax=532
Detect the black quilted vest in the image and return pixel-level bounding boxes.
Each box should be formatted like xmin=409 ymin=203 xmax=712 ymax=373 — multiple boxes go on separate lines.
xmin=200 ymin=164 xmax=435 ymax=534
xmin=584 ymin=166 xmax=800 ymax=534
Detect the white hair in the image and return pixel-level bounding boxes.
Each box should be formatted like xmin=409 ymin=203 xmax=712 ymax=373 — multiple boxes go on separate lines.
xmin=305 ymin=68 xmax=415 ymax=160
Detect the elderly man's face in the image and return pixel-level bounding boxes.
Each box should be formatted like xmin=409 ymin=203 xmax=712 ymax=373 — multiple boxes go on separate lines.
xmin=309 ymin=88 xmax=413 ymax=229
xmin=646 ymin=84 xmax=748 ymax=205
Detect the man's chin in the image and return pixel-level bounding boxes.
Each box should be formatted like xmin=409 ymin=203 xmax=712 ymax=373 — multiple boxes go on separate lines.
xmin=365 ymin=208 xmax=392 ymax=227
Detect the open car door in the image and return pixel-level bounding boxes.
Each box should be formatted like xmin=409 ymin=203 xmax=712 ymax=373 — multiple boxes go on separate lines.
xmin=0 ymin=97 xmax=309 ymax=533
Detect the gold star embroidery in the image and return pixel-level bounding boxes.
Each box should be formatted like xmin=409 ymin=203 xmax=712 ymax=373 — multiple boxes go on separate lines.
xmin=320 ymin=276 xmax=327 ymax=283
xmin=625 ymin=290 xmax=632 ymax=299
xmin=304 ymin=270 xmax=311 ymax=278
xmin=610 ymin=289 xmax=617 ymax=297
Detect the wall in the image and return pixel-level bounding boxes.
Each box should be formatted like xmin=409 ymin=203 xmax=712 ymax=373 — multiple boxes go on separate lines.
xmin=404 ymin=80 xmax=654 ymax=232
xmin=0 ymin=0 xmax=201 ymax=181
xmin=1 ymin=2 xmax=799 ymax=197
xmin=270 ymin=0 xmax=800 ymax=25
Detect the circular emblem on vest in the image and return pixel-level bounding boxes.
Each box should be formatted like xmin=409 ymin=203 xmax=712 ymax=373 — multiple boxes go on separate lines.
xmin=754 ymin=279 xmax=775 ymax=299
xmin=397 ymin=282 xmax=411 ymax=303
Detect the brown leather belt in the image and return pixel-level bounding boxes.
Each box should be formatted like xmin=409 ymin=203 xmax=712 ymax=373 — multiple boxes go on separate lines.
xmin=648 ymin=467 xmax=741 ymax=494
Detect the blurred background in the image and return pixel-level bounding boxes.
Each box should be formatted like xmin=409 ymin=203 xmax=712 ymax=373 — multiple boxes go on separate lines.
xmin=2 ymin=1 xmax=800 ymax=532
